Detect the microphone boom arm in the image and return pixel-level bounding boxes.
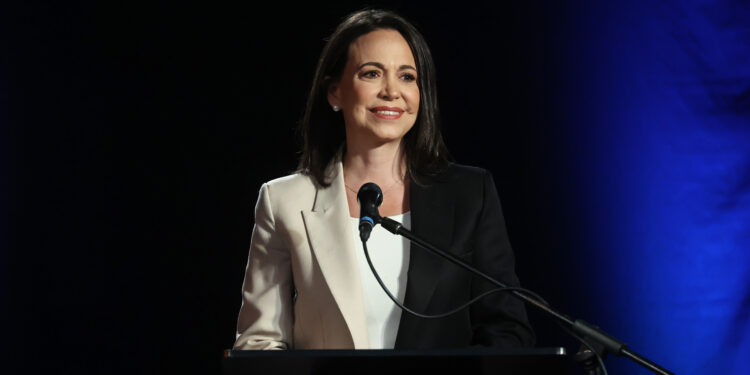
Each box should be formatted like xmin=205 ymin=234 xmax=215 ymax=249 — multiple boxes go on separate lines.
xmin=377 ymin=216 xmax=673 ymax=375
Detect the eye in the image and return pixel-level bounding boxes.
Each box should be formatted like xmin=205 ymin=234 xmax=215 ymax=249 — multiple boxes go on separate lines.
xmin=401 ymin=73 xmax=417 ymax=82
xmin=360 ymin=70 xmax=381 ymax=79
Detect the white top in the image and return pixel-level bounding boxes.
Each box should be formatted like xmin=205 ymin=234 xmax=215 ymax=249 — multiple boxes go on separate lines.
xmin=350 ymin=212 xmax=411 ymax=349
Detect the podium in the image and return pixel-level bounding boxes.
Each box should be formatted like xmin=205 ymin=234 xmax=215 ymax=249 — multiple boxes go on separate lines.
xmin=223 ymin=347 xmax=570 ymax=375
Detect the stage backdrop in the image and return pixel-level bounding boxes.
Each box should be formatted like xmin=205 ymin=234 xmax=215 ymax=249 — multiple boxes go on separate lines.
xmin=5 ymin=1 xmax=749 ymax=374
xmin=544 ymin=2 xmax=750 ymax=374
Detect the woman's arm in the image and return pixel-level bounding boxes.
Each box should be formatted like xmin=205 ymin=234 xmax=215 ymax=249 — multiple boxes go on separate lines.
xmin=234 ymin=183 xmax=294 ymax=350
xmin=469 ymin=170 xmax=536 ymax=347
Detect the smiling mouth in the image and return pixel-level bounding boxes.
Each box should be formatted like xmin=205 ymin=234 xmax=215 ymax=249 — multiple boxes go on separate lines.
xmin=370 ymin=107 xmax=404 ymax=119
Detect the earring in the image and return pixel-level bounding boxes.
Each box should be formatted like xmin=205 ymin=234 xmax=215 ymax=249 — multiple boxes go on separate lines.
xmin=332 ymin=105 xmax=340 ymax=112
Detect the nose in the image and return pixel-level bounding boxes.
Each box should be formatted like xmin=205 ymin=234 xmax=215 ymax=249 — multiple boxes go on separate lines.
xmin=379 ymin=73 xmax=400 ymax=100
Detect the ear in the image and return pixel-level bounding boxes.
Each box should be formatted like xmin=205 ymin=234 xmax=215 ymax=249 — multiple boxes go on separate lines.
xmin=327 ymin=79 xmax=340 ymax=108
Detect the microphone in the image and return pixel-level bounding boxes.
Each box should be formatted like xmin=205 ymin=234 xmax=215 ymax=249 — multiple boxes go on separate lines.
xmin=356 ymin=182 xmax=383 ymax=242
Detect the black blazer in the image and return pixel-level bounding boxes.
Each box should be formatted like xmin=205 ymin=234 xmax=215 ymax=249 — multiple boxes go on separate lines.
xmin=394 ymin=164 xmax=535 ymax=348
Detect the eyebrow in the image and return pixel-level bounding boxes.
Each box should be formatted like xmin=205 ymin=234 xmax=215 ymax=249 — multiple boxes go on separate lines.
xmin=358 ymin=62 xmax=417 ymax=71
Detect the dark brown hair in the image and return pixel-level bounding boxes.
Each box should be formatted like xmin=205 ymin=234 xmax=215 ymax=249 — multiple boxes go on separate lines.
xmin=297 ymin=9 xmax=451 ymax=186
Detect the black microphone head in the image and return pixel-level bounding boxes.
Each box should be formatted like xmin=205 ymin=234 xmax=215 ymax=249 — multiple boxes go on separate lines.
xmin=357 ymin=182 xmax=383 ymax=208
xmin=357 ymin=182 xmax=383 ymax=242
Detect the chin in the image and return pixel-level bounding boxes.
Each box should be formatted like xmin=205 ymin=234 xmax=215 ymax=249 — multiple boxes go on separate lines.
xmin=371 ymin=128 xmax=412 ymax=144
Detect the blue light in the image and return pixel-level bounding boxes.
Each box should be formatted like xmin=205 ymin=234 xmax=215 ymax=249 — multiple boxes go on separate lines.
xmin=554 ymin=1 xmax=750 ymax=373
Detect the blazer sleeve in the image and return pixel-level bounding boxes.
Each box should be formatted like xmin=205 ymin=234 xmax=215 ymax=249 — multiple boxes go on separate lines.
xmin=470 ymin=170 xmax=536 ymax=347
xmin=233 ymin=183 xmax=294 ymax=350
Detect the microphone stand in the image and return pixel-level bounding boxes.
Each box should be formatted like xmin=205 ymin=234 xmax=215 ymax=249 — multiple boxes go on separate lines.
xmin=377 ymin=216 xmax=674 ymax=375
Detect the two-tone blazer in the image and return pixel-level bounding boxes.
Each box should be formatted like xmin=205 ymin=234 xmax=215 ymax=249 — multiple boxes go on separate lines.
xmin=233 ymin=162 xmax=535 ymax=350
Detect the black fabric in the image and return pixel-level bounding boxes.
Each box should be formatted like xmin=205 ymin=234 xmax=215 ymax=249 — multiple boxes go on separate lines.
xmin=393 ymin=164 xmax=536 ymax=349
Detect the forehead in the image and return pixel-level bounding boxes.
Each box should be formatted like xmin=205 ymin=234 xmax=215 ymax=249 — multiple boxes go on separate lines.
xmin=347 ymin=29 xmax=416 ymax=67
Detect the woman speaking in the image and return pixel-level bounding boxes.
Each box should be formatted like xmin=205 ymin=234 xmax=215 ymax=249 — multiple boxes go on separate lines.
xmin=233 ymin=9 xmax=535 ymax=350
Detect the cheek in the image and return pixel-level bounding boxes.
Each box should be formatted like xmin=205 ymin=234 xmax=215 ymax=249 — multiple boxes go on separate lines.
xmin=407 ymin=88 xmax=420 ymax=112
xmin=350 ymin=82 xmax=377 ymax=104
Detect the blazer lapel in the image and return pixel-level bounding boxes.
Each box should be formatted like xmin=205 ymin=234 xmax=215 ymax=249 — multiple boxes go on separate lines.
xmin=395 ymin=175 xmax=455 ymax=347
xmin=301 ymin=162 xmax=370 ymax=349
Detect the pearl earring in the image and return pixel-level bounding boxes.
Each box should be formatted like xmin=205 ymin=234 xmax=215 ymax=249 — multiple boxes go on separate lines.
xmin=332 ymin=105 xmax=340 ymax=112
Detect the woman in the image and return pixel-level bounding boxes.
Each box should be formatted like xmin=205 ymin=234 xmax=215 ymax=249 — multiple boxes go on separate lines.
xmin=233 ymin=9 xmax=535 ymax=350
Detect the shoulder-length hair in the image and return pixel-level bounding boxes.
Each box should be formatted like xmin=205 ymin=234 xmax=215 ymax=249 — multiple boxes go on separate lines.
xmin=297 ymin=9 xmax=451 ymax=187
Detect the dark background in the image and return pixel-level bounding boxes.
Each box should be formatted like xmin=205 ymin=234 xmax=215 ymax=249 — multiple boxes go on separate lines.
xmin=6 ymin=1 xmax=749 ymax=375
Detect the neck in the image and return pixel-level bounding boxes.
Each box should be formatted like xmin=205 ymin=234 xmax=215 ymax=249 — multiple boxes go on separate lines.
xmin=343 ymin=138 xmax=406 ymax=189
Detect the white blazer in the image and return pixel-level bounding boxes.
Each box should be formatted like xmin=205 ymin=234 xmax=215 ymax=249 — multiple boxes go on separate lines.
xmin=233 ymin=162 xmax=370 ymax=349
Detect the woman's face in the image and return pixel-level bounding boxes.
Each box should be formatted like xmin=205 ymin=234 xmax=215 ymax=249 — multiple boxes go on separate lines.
xmin=329 ymin=29 xmax=420 ymax=146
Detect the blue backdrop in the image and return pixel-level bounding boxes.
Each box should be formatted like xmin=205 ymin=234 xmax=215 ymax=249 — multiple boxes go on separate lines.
xmin=554 ymin=1 xmax=750 ymax=373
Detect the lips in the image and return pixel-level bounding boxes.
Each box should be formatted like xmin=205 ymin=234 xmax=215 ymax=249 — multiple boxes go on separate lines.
xmin=370 ymin=106 xmax=404 ymax=119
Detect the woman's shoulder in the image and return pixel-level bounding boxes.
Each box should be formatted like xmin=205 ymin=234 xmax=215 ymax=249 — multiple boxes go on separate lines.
xmin=259 ymin=172 xmax=317 ymax=204
xmin=426 ymin=162 xmax=491 ymax=184
xmin=264 ymin=171 xmax=316 ymax=190
xmin=445 ymin=163 xmax=491 ymax=176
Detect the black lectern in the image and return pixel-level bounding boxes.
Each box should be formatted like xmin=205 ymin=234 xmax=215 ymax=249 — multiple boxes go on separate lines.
xmin=223 ymin=347 xmax=569 ymax=375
